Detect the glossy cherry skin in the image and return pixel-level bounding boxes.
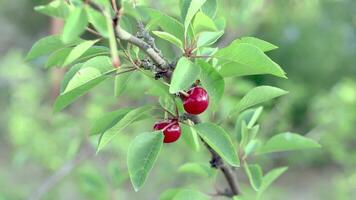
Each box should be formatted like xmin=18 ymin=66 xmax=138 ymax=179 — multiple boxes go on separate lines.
xmin=153 ymin=120 xmax=181 ymax=143
xmin=183 ymin=87 xmax=209 ymax=115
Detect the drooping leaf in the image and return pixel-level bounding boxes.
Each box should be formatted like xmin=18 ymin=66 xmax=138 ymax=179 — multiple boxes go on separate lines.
xmin=197 ymin=31 xmax=224 ymax=48
xmin=63 ymin=39 xmax=99 ymax=66
xmin=198 ymin=60 xmax=224 ymax=108
xmin=90 ymin=108 xmax=133 ymax=136
xmin=215 ymin=43 xmax=286 ymax=78
xmin=114 ymin=70 xmax=134 ymax=97
xmin=34 ymin=0 xmax=71 ymax=19
xmin=256 ymin=132 xmax=321 ymax=154
xmin=244 ymin=163 xmax=263 ymax=191
xmin=257 ymin=167 xmax=288 ymax=198
xmin=202 ymin=0 xmax=218 ymax=19
xmin=54 ymin=56 xmax=114 ymax=112
xmin=96 ymin=106 xmax=154 ymax=152
xmin=233 ymin=37 xmax=278 ymax=52
xmin=169 ymin=57 xmax=201 ymax=94
xmin=178 ymin=162 xmax=215 ymax=178
xmin=152 ymin=31 xmax=183 ymax=49
xmin=194 ymin=123 xmax=239 ymax=167
xmin=192 ymin=11 xmax=217 ymax=35
xmin=231 ymin=86 xmax=288 ymax=115
xmin=86 ymin=6 xmax=108 ymax=37
xmin=62 ymin=7 xmax=88 ymax=43
xmin=26 ymin=35 xmax=81 ymax=61
xmin=181 ymin=123 xmax=201 ymax=151
xmin=181 ymin=0 xmax=208 ymax=36
xmin=172 ymin=189 xmax=209 ymax=200
xmin=127 ymin=132 xmax=163 ymax=191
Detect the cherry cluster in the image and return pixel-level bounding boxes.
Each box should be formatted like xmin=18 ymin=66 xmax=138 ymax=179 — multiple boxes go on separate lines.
xmin=153 ymin=86 xmax=209 ymax=143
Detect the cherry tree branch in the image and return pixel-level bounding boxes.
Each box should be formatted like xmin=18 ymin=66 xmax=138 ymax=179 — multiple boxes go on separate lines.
xmin=85 ymin=0 xmax=241 ymax=197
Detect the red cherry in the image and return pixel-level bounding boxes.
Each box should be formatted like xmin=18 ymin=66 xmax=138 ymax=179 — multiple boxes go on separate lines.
xmin=183 ymin=86 xmax=209 ymax=115
xmin=153 ymin=120 xmax=181 ymax=143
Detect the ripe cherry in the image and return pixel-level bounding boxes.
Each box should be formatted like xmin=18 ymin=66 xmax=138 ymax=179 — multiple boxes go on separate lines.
xmin=153 ymin=119 xmax=181 ymax=143
xmin=182 ymin=86 xmax=209 ymax=115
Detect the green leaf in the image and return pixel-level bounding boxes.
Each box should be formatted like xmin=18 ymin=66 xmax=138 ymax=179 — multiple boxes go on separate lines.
xmin=90 ymin=108 xmax=133 ymax=136
xmin=233 ymin=37 xmax=278 ymax=52
xmin=181 ymin=123 xmax=201 ymax=151
xmin=181 ymin=0 xmax=208 ymax=36
xmin=169 ymin=57 xmax=201 ymax=94
xmin=114 ymin=70 xmax=134 ymax=97
xmin=62 ymin=7 xmax=88 ymax=43
xmin=34 ymin=0 xmax=71 ymax=18
xmin=258 ymin=167 xmax=288 ymax=198
xmin=63 ymin=39 xmax=99 ymax=66
xmin=152 ymin=31 xmax=183 ymax=50
xmin=244 ymin=163 xmax=263 ymax=191
xmin=46 ymin=48 xmax=72 ymax=68
xmin=86 ymin=6 xmax=108 ymax=37
xmin=137 ymin=7 xmax=184 ymax=42
xmin=194 ymin=123 xmax=239 ymax=167
xmin=26 ymin=35 xmax=81 ymax=61
xmin=178 ymin=162 xmax=215 ymax=178
xmin=231 ymin=86 xmax=288 ymax=115
xmin=256 ymin=132 xmax=321 ymax=154
xmin=54 ymin=56 xmax=114 ymax=112
xmin=202 ymin=0 xmax=218 ymax=19
xmin=127 ymin=132 xmax=163 ymax=191
xmin=198 ymin=60 xmax=224 ymax=108
xmin=244 ymin=139 xmax=261 ymax=157
xmin=192 ymin=11 xmax=217 ymax=35
xmin=97 ymin=106 xmax=154 ymax=152
xmin=160 ymin=189 xmax=181 ymax=200
xmin=215 ymin=43 xmax=286 ymax=78
xmin=173 ymin=189 xmax=209 ymax=200
xmin=197 ymin=31 xmax=224 ymax=48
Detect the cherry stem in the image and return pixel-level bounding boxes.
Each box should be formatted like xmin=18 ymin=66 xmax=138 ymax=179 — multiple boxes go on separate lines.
xmin=160 ymin=106 xmax=177 ymax=118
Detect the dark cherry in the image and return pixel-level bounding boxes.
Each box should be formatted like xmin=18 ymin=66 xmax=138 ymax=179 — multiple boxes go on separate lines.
xmin=183 ymin=86 xmax=209 ymax=115
xmin=153 ymin=119 xmax=181 ymax=143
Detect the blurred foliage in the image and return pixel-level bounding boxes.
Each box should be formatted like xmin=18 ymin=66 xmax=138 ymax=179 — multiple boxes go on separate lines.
xmin=0 ymin=0 xmax=356 ymax=199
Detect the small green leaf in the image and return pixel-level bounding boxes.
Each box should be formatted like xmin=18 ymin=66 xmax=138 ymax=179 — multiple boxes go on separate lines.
xmin=54 ymin=56 xmax=114 ymax=112
xmin=181 ymin=0 xmax=208 ymax=36
xmin=244 ymin=163 xmax=263 ymax=191
xmin=181 ymin=123 xmax=201 ymax=151
xmin=178 ymin=162 xmax=215 ymax=178
xmin=215 ymin=43 xmax=286 ymax=78
xmin=97 ymin=106 xmax=154 ymax=152
xmin=34 ymin=0 xmax=71 ymax=18
xmin=114 ymin=70 xmax=134 ymax=97
xmin=258 ymin=167 xmax=288 ymax=198
xmin=63 ymin=39 xmax=99 ymax=66
xmin=256 ymin=132 xmax=321 ymax=154
xmin=231 ymin=86 xmax=288 ymax=115
xmin=169 ymin=57 xmax=201 ymax=94
xmin=127 ymin=132 xmax=163 ymax=191
xmin=197 ymin=31 xmax=224 ymax=48
xmin=233 ymin=37 xmax=278 ymax=52
xmin=90 ymin=108 xmax=133 ymax=136
xmin=173 ymin=189 xmax=209 ymax=200
xmin=46 ymin=48 xmax=72 ymax=68
xmin=152 ymin=31 xmax=183 ymax=49
xmin=86 ymin=6 xmax=108 ymax=37
xmin=160 ymin=189 xmax=181 ymax=200
xmin=62 ymin=7 xmax=88 ymax=43
xmin=194 ymin=123 xmax=239 ymax=167
xmin=198 ymin=60 xmax=224 ymax=108
xmin=192 ymin=11 xmax=217 ymax=35
xmin=26 ymin=35 xmax=81 ymax=61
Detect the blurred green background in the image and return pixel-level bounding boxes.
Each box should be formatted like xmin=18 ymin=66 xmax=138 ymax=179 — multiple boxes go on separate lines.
xmin=0 ymin=0 xmax=356 ymax=199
